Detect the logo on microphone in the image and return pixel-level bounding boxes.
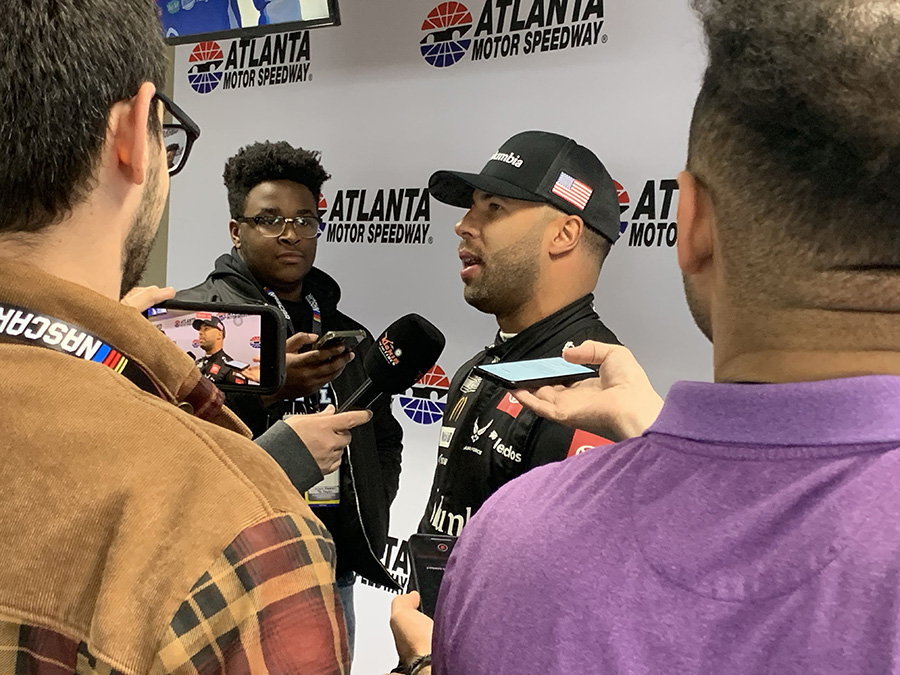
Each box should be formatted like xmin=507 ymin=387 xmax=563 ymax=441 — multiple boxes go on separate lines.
xmin=421 ymin=2 xmax=474 ymax=68
xmin=378 ymin=336 xmax=401 ymax=366
xmin=187 ymin=41 xmax=225 ymax=94
xmin=399 ymin=365 xmax=450 ymax=425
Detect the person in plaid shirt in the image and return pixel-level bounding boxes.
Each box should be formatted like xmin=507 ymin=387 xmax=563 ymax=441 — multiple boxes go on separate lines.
xmin=0 ymin=0 xmax=348 ymax=673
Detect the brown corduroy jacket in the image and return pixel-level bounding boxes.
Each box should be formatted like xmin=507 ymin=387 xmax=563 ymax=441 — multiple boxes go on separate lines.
xmin=0 ymin=261 xmax=348 ymax=674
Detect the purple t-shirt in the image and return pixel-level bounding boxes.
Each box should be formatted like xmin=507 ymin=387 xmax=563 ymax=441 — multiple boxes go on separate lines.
xmin=433 ymin=376 xmax=900 ymax=674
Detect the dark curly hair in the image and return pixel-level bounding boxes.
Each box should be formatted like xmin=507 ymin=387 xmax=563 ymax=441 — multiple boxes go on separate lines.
xmin=223 ymin=141 xmax=332 ymax=218
xmin=688 ymin=0 xmax=900 ymax=294
xmin=0 ymin=0 xmax=165 ymax=235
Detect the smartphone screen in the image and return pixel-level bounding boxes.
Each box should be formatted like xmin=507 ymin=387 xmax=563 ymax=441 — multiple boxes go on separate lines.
xmin=476 ymin=357 xmax=597 ymax=388
xmin=408 ymin=534 xmax=457 ymax=619
xmin=146 ymin=301 xmax=285 ymax=394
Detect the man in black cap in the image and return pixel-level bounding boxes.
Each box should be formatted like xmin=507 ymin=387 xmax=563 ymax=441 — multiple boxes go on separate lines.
xmin=418 ymin=130 xmax=622 ymax=538
xmin=192 ymin=315 xmax=247 ymax=385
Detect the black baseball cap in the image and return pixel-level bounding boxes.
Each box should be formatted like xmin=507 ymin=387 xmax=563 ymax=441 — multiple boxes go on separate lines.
xmin=192 ymin=316 xmax=225 ymax=333
xmin=429 ymin=130 xmax=621 ymax=243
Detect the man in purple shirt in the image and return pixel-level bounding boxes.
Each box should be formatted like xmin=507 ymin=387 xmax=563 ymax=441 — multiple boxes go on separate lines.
xmin=386 ymin=0 xmax=900 ymax=673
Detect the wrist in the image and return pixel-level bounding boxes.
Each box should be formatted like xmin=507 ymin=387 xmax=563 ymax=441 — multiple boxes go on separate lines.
xmin=407 ymin=654 xmax=432 ymax=675
xmin=615 ymin=397 xmax=663 ymax=440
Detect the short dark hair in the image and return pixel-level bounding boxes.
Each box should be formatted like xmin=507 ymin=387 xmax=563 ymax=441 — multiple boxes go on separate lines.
xmin=0 ymin=0 xmax=166 ymax=235
xmin=223 ymin=142 xmax=332 ymax=218
xmin=688 ymin=0 xmax=900 ymax=279
xmin=582 ymin=226 xmax=612 ymax=266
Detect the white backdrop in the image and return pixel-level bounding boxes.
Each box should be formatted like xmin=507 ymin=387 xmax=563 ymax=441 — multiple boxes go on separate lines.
xmin=168 ymin=1 xmax=711 ymax=669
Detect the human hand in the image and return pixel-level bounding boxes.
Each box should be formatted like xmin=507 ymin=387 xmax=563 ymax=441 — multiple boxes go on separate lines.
xmin=240 ymin=358 xmax=261 ymax=383
xmin=284 ymin=405 xmax=372 ymax=475
xmin=389 ymin=592 xmax=433 ymax=669
xmin=513 ymin=342 xmax=664 ymax=441
xmin=120 ymin=285 xmax=175 ymax=312
xmin=276 ymin=332 xmax=355 ymax=399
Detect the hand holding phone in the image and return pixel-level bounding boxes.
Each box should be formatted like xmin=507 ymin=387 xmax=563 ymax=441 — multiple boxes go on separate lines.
xmin=407 ymin=533 xmax=457 ymax=618
xmin=512 ymin=342 xmax=665 ymax=441
xmin=275 ymin=332 xmax=356 ymax=400
xmin=475 ymin=357 xmax=598 ymax=389
xmin=146 ymin=300 xmax=286 ymax=394
xmin=309 ymin=329 xmax=366 ymax=352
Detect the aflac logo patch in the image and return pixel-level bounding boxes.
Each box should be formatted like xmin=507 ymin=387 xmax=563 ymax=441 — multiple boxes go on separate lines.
xmin=420 ymin=2 xmax=474 ymax=68
xmin=399 ymin=365 xmax=450 ymax=425
xmin=187 ymin=41 xmax=224 ymax=94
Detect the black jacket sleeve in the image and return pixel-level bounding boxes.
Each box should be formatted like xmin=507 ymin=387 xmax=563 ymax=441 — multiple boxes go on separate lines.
xmin=370 ymin=393 xmax=404 ymax=506
xmin=254 ymin=420 xmax=324 ymax=494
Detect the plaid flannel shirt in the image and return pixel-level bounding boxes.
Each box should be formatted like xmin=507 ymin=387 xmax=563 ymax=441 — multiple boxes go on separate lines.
xmin=0 ymin=515 xmax=348 ymax=675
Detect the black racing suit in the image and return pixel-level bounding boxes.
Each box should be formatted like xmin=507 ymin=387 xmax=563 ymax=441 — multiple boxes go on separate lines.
xmin=196 ymin=349 xmax=246 ymax=385
xmin=176 ymin=249 xmax=403 ymax=589
xmin=419 ymin=294 xmax=619 ymax=536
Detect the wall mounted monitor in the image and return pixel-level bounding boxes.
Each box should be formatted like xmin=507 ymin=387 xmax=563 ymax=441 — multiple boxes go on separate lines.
xmin=158 ymin=0 xmax=340 ymax=45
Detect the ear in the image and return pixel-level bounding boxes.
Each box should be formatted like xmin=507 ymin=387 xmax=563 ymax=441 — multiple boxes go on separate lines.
xmin=108 ymin=81 xmax=157 ymax=186
xmin=229 ymin=219 xmax=242 ymax=248
xmin=676 ymin=170 xmax=715 ymax=275
xmin=547 ymin=212 xmax=584 ymax=257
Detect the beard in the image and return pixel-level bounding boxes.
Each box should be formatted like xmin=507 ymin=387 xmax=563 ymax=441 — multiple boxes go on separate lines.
xmin=120 ymin=162 xmax=163 ymax=297
xmin=682 ymin=273 xmax=713 ymax=342
xmin=463 ymin=225 xmax=542 ymax=319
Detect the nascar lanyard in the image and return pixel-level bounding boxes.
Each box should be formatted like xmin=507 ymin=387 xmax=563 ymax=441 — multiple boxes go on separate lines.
xmin=264 ymin=289 xmax=333 ymax=414
xmin=0 ymin=302 xmax=160 ymax=397
xmin=264 ymin=288 xmax=322 ymax=336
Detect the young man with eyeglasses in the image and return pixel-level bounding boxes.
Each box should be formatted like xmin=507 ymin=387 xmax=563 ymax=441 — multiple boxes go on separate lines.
xmin=0 ymin=1 xmax=349 ymax=674
xmin=177 ymin=141 xmax=405 ymax=654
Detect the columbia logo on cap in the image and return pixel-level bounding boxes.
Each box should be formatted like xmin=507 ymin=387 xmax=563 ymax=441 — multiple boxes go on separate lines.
xmin=489 ymin=151 xmax=523 ymax=168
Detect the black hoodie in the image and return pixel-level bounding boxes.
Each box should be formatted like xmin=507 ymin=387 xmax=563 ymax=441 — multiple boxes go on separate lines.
xmin=176 ymin=249 xmax=403 ymax=589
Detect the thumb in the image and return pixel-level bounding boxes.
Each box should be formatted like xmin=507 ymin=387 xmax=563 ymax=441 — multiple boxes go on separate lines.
xmin=392 ymin=591 xmax=421 ymax=613
xmin=563 ymin=341 xmax=617 ymax=366
xmin=315 ymin=404 xmax=336 ymax=417
xmin=286 ymin=332 xmax=318 ymax=352
xmin=333 ymin=408 xmax=373 ymax=430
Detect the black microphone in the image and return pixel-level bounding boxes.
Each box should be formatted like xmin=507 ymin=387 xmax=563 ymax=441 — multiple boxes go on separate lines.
xmin=186 ymin=351 xmax=197 ymax=361
xmin=338 ymin=314 xmax=446 ymax=412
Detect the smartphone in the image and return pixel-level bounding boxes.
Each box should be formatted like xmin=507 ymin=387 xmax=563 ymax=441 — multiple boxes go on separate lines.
xmin=310 ymin=329 xmax=366 ymax=351
xmin=146 ymin=300 xmax=286 ymax=394
xmin=408 ymin=533 xmax=458 ymax=619
xmin=475 ymin=357 xmax=598 ymax=389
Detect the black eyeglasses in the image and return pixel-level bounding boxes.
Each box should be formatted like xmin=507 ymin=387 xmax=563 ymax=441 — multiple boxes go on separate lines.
xmin=237 ymin=214 xmax=323 ymax=239
xmin=155 ymin=91 xmax=200 ymax=176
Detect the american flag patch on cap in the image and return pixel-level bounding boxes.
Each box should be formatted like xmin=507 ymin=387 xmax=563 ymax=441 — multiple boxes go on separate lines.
xmin=552 ymin=172 xmax=593 ymax=210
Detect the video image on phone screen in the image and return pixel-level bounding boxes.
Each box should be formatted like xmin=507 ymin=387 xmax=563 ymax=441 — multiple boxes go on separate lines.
xmin=147 ymin=308 xmax=262 ymax=386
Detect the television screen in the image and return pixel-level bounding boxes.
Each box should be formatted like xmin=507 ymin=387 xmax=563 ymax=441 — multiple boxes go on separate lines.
xmin=157 ymin=0 xmax=339 ymax=44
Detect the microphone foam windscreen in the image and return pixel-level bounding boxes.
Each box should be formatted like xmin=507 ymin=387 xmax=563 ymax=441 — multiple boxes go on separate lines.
xmin=364 ymin=314 xmax=446 ymax=394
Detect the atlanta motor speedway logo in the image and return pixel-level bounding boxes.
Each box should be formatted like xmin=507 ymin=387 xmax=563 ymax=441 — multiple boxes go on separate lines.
xmin=399 ymin=365 xmax=450 ymax=424
xmin=420 ymin=0 xmax=608 ymax=68
xmin=617 ymin=178 xmax=680 ymax=248
xmin=187 ymin=31 xmax=312 ymax=94
xmin=320 ymin=187 xmax=433 ymax=246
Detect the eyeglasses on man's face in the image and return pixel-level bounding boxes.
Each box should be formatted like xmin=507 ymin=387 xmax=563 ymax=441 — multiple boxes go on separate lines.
xmin=237 ymin=214 xmax=324 ymax=239
xmin=154 ymin=91 xmax=200 ymax=176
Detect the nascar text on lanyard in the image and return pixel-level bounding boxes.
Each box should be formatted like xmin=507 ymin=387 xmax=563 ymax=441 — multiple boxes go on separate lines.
xmin=0 ymin=302 xmax=161 ymax=397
